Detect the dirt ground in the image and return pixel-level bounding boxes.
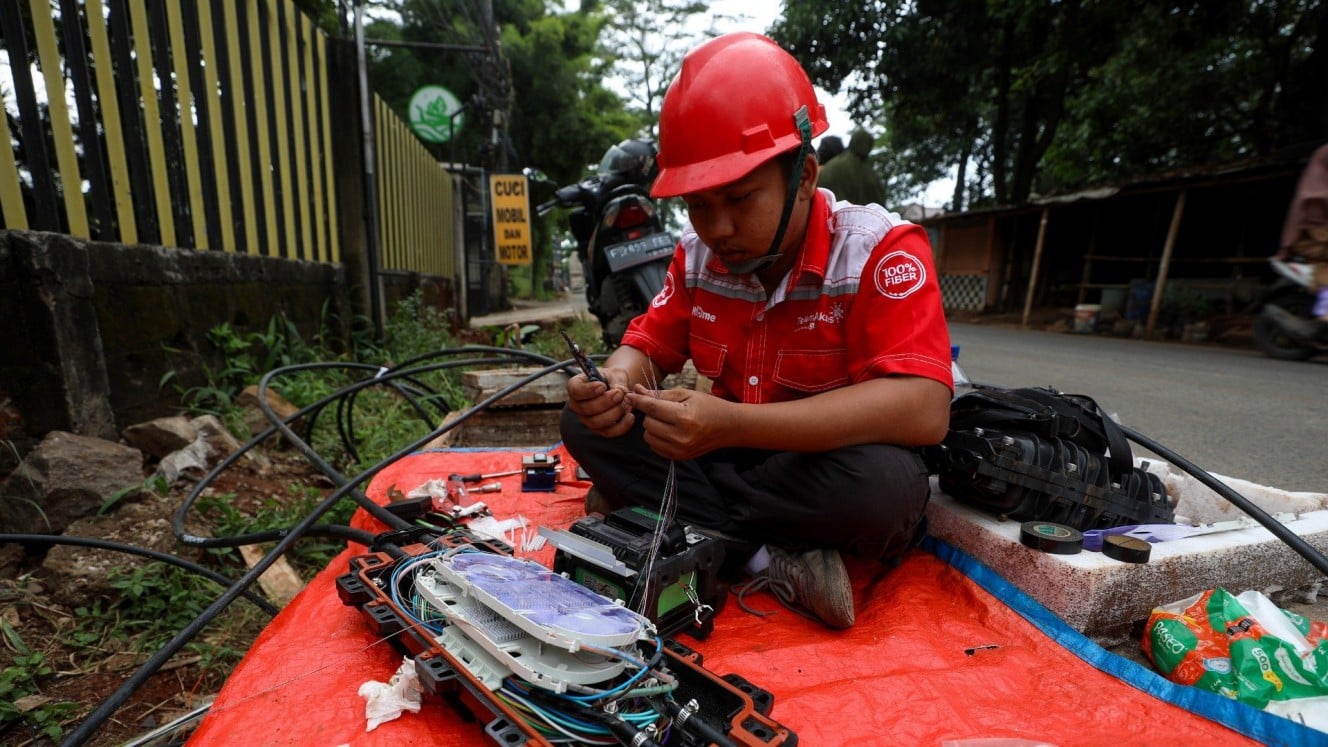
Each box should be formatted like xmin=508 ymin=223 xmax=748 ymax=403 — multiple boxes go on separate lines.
xmin=1 ymin=450 xmax=336 ymax=747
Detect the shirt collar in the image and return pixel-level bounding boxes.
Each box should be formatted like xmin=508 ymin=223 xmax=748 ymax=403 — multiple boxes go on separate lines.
xmin=790 ymin=189 xmax=832 ymax=283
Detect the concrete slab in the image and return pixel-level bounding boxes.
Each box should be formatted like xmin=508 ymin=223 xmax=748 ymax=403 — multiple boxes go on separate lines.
xmin=462 ymin=367 xmax=569 ymax=409
xmin=925 ymin=470 xmax=1328 ymax=645
xmin=467 ymin=293 xmax=588 ymax=329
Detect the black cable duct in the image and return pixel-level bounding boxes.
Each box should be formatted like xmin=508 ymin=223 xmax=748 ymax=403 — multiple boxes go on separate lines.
xmin=1121 ymin=424 xmax=1328 ymax=576
xmin=63 ymin=349 xmax=581 ymax=746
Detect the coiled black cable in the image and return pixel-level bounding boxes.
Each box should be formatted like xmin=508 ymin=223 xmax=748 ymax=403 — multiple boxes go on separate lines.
xmin=174 ymin=357 xmax=524 ymax=548
xmin=171 ymin=361 xmax=414 ymax=548
xmin=65 ymin=354 xmax=581 ymax=746
xmin=322 ymin=346 xmax=562 ymax=464
xmin=254 ymin=349 xmax=559 ymax=494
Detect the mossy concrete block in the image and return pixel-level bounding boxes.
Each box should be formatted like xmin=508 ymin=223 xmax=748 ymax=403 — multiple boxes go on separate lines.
xmin=93 ymin=284 xmax=182 ymax=348
xmin=448 ymin=408 xmax=563 ymax=448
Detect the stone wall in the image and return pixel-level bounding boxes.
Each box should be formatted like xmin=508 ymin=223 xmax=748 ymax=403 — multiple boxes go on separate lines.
xmin=99 ymin=243 xmax=351 ymax=430
xmin=0 ymin=231 xmax=362 ymax=460
xmin=1 ymin=232 xmax=118 ymax=447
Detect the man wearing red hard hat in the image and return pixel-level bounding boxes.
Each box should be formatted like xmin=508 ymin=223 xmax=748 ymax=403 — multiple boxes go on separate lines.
xmin=561 ymin=32 xmax=953 ymax=629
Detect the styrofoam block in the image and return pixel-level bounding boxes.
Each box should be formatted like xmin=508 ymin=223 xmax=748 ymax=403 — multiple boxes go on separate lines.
xmin=926 ymin=481 xmax=1328 ymax=640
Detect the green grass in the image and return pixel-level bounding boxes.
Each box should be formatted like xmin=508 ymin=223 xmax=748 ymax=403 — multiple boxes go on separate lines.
xmin=197 ymin=486 xmax=354 ymax=577
xmin=1 ymin=619 xmax=81 ymax=741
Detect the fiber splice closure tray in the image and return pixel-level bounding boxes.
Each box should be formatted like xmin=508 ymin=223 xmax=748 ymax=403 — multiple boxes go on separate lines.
xmin=543 ymin=506 xmax=726 ymax=640
xmin=925 ymin=386 xmax=1175 ymax=532
xmin=336 ymin=529 xmax=794 ymax=747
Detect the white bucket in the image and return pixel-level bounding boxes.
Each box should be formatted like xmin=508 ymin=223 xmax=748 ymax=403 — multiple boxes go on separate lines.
xmin=1074 ymin=304 xmax=1101 ymax=333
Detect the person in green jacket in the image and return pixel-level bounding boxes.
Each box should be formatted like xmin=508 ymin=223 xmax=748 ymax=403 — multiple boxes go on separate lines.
xmin=817 ymin=128 xmax=887 ymax=207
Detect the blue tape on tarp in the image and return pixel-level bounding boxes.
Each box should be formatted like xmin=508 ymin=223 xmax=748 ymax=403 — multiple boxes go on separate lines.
xmin=924 ymin=535 xmax=1326 ymax=747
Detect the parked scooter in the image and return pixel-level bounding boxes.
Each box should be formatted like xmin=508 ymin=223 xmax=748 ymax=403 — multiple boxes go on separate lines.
xmin=1253 ymin=257 xmax=1325 ymax=360
xmin=534 ymin=140 xmax=675 ymax=347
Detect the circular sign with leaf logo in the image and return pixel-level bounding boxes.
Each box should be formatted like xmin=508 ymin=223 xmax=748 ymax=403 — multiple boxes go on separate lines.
xmin=408 ymin=85 xmax=464 ymax=143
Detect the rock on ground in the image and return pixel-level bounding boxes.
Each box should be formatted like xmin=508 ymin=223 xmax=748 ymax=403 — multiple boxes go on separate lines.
xmin=0 ymin=431 xmax=144 ymax=534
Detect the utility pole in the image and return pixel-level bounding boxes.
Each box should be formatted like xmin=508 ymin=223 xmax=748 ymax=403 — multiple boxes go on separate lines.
xmin=354 ymin=1 xmax=385 ymax=337
xmin=348 ymin=0 xmax=514 ymax=321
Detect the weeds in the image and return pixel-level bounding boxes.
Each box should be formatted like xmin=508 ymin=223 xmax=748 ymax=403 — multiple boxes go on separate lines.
xmin=380 ymin=293 xmax=457 ymax=364
xmin=0 ymin=293 xmax=600 ymax=743
xmin=0 ymin=619 xmax=79 ymax=741
xmin=65 ymin=564 xmax=266 ymax=689
xmin=161 ymin=312 xmax=327 ymax=438
xmin=197 ymin=485 xmax=353 ymax=576
xmin=97 ymin=475 xmax=170 ymax=517
xmin=160 ymin=294 xmax=595 ymax=477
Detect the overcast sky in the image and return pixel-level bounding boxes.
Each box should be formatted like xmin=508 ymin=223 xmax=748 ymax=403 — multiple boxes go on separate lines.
xmin=701 ymin=1 xmax=954 ymax=206
xmin=689 ymin=0 xmax=857 ymax=143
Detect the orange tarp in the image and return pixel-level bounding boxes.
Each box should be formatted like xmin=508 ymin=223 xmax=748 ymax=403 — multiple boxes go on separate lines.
xmin=189 ymin=448 xmax=1303 ymax=746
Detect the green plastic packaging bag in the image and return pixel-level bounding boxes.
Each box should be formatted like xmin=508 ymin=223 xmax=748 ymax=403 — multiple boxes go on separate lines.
xmin=1144 ymin=587 xmax=1328 ymax=729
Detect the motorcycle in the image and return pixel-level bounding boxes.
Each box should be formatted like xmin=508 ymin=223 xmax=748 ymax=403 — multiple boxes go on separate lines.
xmin=1252 ymin=257 xmax=1325 ymax=360
xmin=533 ymin=140 xmax=675 ymax=348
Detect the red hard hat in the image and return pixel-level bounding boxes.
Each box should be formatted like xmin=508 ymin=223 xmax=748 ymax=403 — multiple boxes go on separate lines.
xmin=651 ymin=32 xmax=829 ymax=198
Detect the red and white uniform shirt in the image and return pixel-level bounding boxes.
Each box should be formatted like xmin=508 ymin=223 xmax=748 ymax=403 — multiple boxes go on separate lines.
xmin=622 ymin=190 xmax=953 ymax=404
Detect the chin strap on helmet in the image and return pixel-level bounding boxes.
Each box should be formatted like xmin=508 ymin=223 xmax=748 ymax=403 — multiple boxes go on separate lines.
xmin=726 ymin=106 xmax=815 ymax=276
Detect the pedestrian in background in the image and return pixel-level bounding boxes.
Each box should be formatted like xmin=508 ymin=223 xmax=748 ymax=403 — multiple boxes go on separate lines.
xmin=1266 ymin=143 xmax=1328 ymax=343
xmin=816 ymin=135 xmax=845 ymax=164
xmin=818 ymin=128 xmax=887 ymax=207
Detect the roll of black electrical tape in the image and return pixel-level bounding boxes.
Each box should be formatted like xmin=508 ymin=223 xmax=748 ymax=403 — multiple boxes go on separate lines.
xmin=1019 ymin=522 xmax=1084 ymax=555
xmin=1103 ymin=535 xmax=1151 ymax=563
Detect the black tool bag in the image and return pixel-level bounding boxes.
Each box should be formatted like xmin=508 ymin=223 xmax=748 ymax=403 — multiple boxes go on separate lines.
xmin=924 ymin=386 xmax=1175 ymax=531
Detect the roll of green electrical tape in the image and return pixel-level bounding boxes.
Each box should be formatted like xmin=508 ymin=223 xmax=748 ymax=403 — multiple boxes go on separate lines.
xmin=1019 ymin=522 xmax=1084 ymax=555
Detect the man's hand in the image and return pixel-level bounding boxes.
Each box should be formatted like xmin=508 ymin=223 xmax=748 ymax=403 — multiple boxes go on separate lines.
xmin=565 ymin=367 xmax=635 ymax=438
xmin=625 ymin=385 xmax=733 ymax=460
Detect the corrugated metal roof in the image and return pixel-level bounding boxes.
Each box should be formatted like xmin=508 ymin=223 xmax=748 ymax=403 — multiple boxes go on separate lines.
xmin=922 ymin=141 xmax=1322 ymax=224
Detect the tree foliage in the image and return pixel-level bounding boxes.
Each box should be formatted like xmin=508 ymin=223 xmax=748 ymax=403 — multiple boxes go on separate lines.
xmin=361 ymin=1 xmax=642 ymax=294
xmin=365 ymin=1 xmax=637 ymax=186
xmin=771 ymin=0 xmax=1328 ymax=210
xmin=594 ymin=0 xmax=733 ymax=139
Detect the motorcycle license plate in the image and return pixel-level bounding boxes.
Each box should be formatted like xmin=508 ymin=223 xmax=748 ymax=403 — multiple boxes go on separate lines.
xmin=603 ymin=232 xmax=675 ymax=272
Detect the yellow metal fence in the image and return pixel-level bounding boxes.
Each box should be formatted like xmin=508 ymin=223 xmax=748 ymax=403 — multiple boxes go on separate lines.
xmin=1 ymin=0 xmax=455 ymax=281
xmin=375 ymin=94 xmax=455 ymax=276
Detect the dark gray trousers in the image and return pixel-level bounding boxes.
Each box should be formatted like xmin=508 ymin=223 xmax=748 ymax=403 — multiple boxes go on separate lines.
xmin=559 ymin=407 xmax=930 ymax=571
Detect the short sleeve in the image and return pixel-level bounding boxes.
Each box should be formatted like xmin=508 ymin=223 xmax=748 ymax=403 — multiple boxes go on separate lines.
xmin=847 ymin=225 xmax=954 ymax=390
xmin=619 ymin=244 xmax=692 ymax=374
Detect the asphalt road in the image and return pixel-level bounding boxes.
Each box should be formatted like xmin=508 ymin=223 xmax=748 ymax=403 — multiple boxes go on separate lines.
xmin=949 ymin=322 xmax=1326 ymax=492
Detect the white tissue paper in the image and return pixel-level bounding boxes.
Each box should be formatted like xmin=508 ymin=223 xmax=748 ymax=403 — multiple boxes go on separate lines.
xmin=358 ymin=655 xmax=422 ymax=731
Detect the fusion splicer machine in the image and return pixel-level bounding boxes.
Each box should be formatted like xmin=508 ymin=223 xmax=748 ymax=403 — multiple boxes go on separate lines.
xmin=541 ymin=506 xmax=725 ymax=639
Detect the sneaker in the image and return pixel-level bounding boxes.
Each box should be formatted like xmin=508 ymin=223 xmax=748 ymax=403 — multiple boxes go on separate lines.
xmin=733 ymin=546 xmax=855 ymax=629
